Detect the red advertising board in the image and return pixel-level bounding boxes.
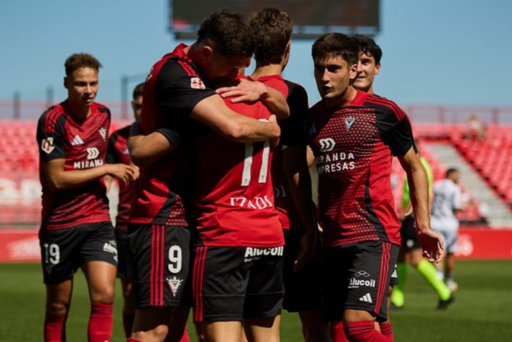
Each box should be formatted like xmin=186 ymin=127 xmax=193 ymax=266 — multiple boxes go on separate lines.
xmin=455 ymin=228 xmax=512 ymax=259
xmin=0 ymin=230 xmax=40 ymax=262
xmin=0 ymin=228 xmax=511 ymax=262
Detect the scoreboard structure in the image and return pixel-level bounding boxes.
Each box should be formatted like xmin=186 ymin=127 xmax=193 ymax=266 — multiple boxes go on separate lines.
xmin=169 ymin=0 xmax=380 ymax=39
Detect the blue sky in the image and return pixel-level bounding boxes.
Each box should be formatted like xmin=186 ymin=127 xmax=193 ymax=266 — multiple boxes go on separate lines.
xmin=1 ymin=0 xmax=511 ymax=108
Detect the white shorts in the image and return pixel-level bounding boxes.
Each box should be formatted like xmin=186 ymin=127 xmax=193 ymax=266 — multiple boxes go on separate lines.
xmin=436 ymin=230 xmax=458 ymax=254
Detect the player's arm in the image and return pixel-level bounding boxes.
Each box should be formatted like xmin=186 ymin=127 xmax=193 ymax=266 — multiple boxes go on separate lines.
xmin=127 ymin=120 xmax=179 ymax=167
xmin=398 ymin=147 xmax=443 ymax=263
xmin=377 ymin=101 xmax=443 ymax=263
xmin=43 ymin=159 xmax=137 ymax=191
xmin=283 ymin=144 xmax=318 ymax=272
xmin=216 ymin=78 xmax=290 ymax=120
xmin=191 ymin=95 xmax=281 ymax=144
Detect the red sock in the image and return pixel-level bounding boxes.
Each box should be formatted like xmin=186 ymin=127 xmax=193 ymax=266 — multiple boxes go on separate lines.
xmin=345 ymin=321 xmax=389 ymax=342
xmin=122 ymin=311 xmax=135 ymax=338
xmin=88 ymin=302 xmax=113 ymax=342
xmin=44 ymin=314 xmax=66 ymax=342
xmin=379 ymin=322 xmax=393 ymax=341
xmin=179 ymin=326 xmax=191 ymax=342
xmin=331 ymin=320 xmax=349 ymax=342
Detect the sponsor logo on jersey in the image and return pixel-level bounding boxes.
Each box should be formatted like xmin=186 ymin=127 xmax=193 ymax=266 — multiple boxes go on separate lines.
xmin=190 ymin=77 xmax=205 ymax=90
xmin=167 ymin=276 xmax=183 ymax=297
xmin=316 ymin=152 xmax=356 ymax=175
xmin=103 ymin=241 xmax=118 ymax=255
xmin=41 ymin=138 xmax=55 ymax=154
xmin=345 ymin=116 xmax=356 ymax=131
xmin=87 ymin=147 xmax=100 ymax=159
xmin=71 ymin=135 xmax=84 ymax=146
xmin=244 ymin=246 xmax=284 ymax=262
xmin=123 ymin=148 xmax=129 ymax=155
xmin=74 ymin=159 xmax=104 ymax=170
xmin=359 ymin=293 xmax=373 ymax=303
xmin=319 ymin=138 xmax=336 ymax=152
xmin=98 ymin=128 xmax=107 ymax=141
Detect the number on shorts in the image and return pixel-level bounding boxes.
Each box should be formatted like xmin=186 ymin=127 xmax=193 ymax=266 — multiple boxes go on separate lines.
xmin=168 ymin=245 xmax=182 ymax=273
xmin=43 ymin=243 xmax=60 ymax=265
xmin=241 ymin=141 xmax=270 ymax=186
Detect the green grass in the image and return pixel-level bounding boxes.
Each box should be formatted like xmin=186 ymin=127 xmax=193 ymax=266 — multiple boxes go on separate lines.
xmin=1 ymin=261 xmax=511 ymax=342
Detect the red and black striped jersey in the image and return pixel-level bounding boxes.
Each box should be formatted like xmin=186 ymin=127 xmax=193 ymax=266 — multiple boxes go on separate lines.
xmin=255 ymin=75 xmax=309 ymax=230
xmin=307 ymin=90 xmax=415 ymax=248
xmin=129 ymin=43 xmax=217 ymax=227
xmin=36 ymin=101 xmax=112 ymax=229
xmin=193 ymin=76 xmax=283 ymax=247
xmin=106 ymin=125 xmax=134 ymax=229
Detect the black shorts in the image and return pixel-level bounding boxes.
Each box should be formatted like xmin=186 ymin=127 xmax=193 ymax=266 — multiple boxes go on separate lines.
xmin=192 ymin=246 xmax=284 ymax=323
xmin=389 ymin=264 xmax=398 ymax=286
xmin=282 ymin=229 xmax=322 ymax=312
xmin=400 ymin=216 xmax=421 ymax=250
xmin=128 ymin=224 xmax=192 ymax=308
xmin=322 ymin=241 xmax=399 ymax=322
xmin=39 ymin=222 xmax=118 ymax=284
xmin=115 ymin=228 xmax=132 ymax=279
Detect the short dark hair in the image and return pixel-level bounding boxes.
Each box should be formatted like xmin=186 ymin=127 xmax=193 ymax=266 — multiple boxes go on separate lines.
xmin=133 ymin=83 xmax=144 ymax=100
xmin=64 ymin=53 xmax=102 ymax=76
xmin=312 ymin=33 xmax=359 ymax=66
xmin=197 ymin=9 xmax=254 ymax=58
xmin=249 ymin=8 xmax=293 ymax=66
xmin=352 ymin=34 xmax=382 ymax=65
xmin=446 ymin=168 xmax=459 ymax=178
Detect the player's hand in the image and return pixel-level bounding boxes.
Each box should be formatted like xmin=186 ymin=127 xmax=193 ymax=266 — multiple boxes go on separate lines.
xmin=417 ymin=228 xmax=444 ymax=264
xmin=216 ymin=78 xmax=266 ymax=104
xmin=317 ymin=222 xmax=323 ymax=233
xmin=268 ymin=115 xmax=280 ymax=149
xmin=106 ymin=164 xmax=138 ymax=186
xmin=294 ymin=231 xmax=317 ymax=273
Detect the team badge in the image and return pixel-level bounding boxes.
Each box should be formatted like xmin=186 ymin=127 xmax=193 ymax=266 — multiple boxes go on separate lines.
xmin=345 ymin=116 xmax=356 ymax=131
xmin=98 ymin=128 xmax=107 ymax=141
xmin=41 ymin=138 xmax=55 ymax=154
xmin=190 ymin=77 xmax=205 ymax=90
xmin=167 ymin=276 xmax=183 ymax=297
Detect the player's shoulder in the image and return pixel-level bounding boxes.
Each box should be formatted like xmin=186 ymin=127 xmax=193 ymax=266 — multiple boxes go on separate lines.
xmin=92 ymin=102 xmax=111 ymax=116
xmin=38 ymin=103 xmax=67 ymax=133
xmin=110 ymin=124 xmax=131 ymax=141
xmin=363 ymin=94 xmax=406 ymax=121
xmin=283 ymin=79 xmax=308 ymax=100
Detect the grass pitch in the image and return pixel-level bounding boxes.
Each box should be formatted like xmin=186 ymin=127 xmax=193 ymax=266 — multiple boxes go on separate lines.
xmin=1 ymin=260 xmax=511 ymax=342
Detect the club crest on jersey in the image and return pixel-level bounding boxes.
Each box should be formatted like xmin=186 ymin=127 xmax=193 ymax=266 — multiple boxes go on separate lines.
xmin=98 ymin=128 xmax=107 ymax=141
xmin=41 ymin=138 xmax=55 ymax=154
xmin=167 ymin=276 xmax=183 ymax=297
xmin=190 ymin=77 xmax=205 ymax=90
xmin=345 ymin=116 xmax=356 ymax=131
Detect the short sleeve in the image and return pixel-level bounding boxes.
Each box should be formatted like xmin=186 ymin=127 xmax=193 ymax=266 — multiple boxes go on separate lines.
xmin=106 ymin=133 xmax=117 ymax=164
xmin=281 ymin=83 xmax=309 ymax=147
xmin=37 ymin=111 xmax=66 ymax=162
xmin=156 ymin=60 xmax=217 ymax=121
xmin=381 ymin=117 xmax=415 ymax=157
xmin=453 ymin=186 xmax=463 ymax=210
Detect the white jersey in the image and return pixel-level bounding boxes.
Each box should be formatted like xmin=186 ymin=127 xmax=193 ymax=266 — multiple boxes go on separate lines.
xmin=430 ymin=179 xmax=462 ymax=232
